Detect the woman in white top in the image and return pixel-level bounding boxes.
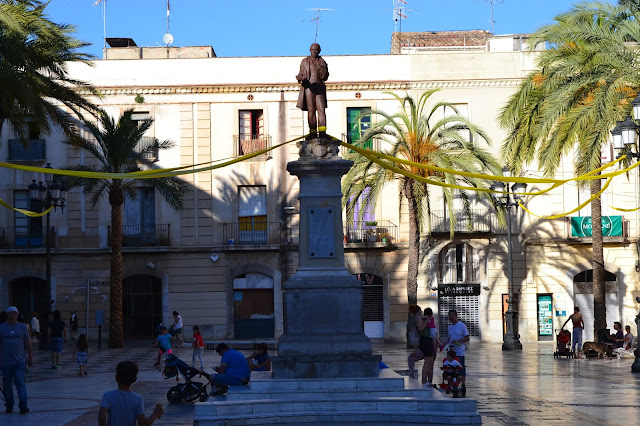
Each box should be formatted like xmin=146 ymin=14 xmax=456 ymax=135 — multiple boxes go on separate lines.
xmin=172 ymin=311 xmax=185 ymax=346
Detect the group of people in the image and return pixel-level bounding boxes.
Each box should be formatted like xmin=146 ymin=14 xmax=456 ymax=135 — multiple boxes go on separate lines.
xmin=562 ymin=306 xmax=635 ymax=358
xmin=407 ymin=305 xmax=470 ymax=396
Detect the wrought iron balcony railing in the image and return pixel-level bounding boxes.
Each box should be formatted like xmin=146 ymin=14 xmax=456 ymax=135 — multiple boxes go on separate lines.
xmin=343 ymin=220 xmax=398 ymax=245
xmin=223 ymin=222 xmax=282 ymax=246
xmin=429 ymin=209 xmax=493 ymax=233
xmin=108 ymin=224 xmax=171 ymax=247
xmin=0 ymin=226 xmax=43 ymax=249
xmin=8 ymin=139 xmax=46 ymax=162
xmin=233 ymin=135 xmax=272 ymax=156
xmin=129 ymin=136 xmax=159 ymax=161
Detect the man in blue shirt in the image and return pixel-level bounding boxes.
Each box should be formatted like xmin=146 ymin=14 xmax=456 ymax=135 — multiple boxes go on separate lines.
xmin=0 ymin=306 xmax=33 ymax=414
xmin=204 ymin=343 xmax=250 ymax=396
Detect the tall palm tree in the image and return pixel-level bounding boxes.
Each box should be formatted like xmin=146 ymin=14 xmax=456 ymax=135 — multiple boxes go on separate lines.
xmin=0 ymin=0 xmax=97 ymax=143
xmin=342 ymin=90 xmax=502 ymax=346
xmin=499 ymin=2 xmax=640 ymax=340
xmin=64 ymin=109 xmax=187 ymax=348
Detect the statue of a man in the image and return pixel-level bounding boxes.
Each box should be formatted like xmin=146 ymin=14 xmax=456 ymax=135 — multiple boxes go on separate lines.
xmin=296 ymin=43 xmax=329 ymax=139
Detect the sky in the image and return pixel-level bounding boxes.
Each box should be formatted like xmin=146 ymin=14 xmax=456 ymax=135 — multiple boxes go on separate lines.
xmin=44 ymin=0 xmax=618 ymax=58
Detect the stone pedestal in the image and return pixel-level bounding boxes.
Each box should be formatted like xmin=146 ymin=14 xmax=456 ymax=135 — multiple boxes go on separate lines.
xmin=271 ymin=137 xmax=378 ymax=378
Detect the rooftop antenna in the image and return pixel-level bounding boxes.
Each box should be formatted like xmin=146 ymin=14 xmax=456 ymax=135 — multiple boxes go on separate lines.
xmin=163 ymin=0 xmax=174 ymax=46
xmin=383 ymin=0 xmax=415 ymax=34
xmin=92 ymin=0 xmax=107 ymax=49
xmin=481 ymin=0 xmax=503 ymax=35
xmin=305 ymin=8 xmax=334 ymax=43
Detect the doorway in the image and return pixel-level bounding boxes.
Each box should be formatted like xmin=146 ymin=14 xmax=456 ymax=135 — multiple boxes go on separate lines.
xmin=10 ymin=276 xmax=48 ymax=319
xmin=233 ymin=273 xmax=274 ymax=339
xmin=122 ymin=275 xmax=162 ymax=338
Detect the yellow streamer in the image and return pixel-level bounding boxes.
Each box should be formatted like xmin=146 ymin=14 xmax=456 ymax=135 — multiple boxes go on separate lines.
xmin=0 ymin=199 xmax=53 ymax=217
xmin=518 ymin=177 xmax=613 ymax=219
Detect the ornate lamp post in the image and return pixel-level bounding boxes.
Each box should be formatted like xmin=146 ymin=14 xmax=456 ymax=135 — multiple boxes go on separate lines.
xmin=28 ymin=163 xmax=66 ymax=344
xmin=612 ymin=97 xmax=640 ymax=372
xmin=492 ymin=168 xmax=527 ymax=351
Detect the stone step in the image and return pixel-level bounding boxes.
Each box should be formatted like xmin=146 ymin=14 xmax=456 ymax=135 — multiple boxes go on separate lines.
xmin=223 ymin=387 xmax=432 ymax=401
xmin=246 ymin=368 xmax=406 ymax=391
xmin=196 ymin=396 xmax=478 ymax=417
xmin=195 ymin=409 xmax=481 ymax=425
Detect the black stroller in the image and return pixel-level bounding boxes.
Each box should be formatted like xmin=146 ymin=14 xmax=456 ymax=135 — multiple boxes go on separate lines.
xmin=163 ymin=354 xmax=211 ymax=404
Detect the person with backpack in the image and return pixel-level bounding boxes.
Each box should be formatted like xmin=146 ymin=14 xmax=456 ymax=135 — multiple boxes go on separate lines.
xmin=47 ymin=310 xmax=67 ymax=369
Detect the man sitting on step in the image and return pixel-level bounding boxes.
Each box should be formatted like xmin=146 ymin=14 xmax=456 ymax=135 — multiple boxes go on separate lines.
xmin=202 ymin=343 xmax=250 ymax=396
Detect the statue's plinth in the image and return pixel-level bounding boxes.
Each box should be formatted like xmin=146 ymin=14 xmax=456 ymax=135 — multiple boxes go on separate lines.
xmin=272 ymin=137 xmax=378 ymax=378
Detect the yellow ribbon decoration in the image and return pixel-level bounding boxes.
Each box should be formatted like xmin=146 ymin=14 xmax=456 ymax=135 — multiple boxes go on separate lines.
xmin=518 ymin=176 xmax=613 ymax=219
xmin=0 ymin=198 xmax=53 ymax=217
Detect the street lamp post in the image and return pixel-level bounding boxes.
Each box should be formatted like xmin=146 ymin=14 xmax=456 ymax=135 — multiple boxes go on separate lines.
xmin=492 ymin=168 xmax=527 ymax=351
xmin=612 ymin=96 xmax=640 ymax=372
xmin=28 ymin=163 xmax=66 ymax=346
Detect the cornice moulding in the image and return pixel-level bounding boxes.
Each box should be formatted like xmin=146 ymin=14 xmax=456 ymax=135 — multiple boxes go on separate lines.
xmin=81 ymin=79 xmax=522 ymax=96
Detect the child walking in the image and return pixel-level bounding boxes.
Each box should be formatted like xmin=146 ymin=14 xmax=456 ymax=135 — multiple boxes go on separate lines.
xmin=153 ymin=326 xmax=172 ymax=367
xmin=98 ymin=361 xmax=164 ymax=426
xmin=192 ymin=325 xmax=205 ymax=370
xmin=73 ymin=333 xmax=89 ymax=376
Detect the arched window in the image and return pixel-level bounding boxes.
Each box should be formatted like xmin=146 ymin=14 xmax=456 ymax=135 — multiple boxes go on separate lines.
xmin=437 ymin=243 xmax=479 ymax=284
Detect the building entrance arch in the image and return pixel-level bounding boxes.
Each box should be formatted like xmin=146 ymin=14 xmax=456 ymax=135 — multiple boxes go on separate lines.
xmin=122 ymin=275 xmax=162 ymax=338
xmin=573 ymin=269 xmax=618 ymax=342
xmin=9 ymin=276 xmax=48 ymax=318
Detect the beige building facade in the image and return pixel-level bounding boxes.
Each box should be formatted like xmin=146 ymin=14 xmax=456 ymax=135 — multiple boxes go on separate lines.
xmin=1 ymin=33 xmax=638 ymax=344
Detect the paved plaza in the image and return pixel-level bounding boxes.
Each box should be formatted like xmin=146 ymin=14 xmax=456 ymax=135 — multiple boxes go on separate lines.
xmin=0 ymin=341 xmax=638 ymax=425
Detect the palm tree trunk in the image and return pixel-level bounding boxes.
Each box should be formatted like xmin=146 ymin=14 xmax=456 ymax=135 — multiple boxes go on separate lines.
xmin=108 ymin=186 xmax=125 ymax=348
xmin=405 ymin=179 xmax=421 ymax=348
xmin=591 ymin=177 xmax=606 ymax=342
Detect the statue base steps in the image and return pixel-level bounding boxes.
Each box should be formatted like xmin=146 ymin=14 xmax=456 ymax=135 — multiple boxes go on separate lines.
xmin=194 ymin=369 xmax=481 ymax=425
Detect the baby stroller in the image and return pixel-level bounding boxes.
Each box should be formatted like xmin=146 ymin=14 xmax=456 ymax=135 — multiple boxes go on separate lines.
xmin=553 ymin=329 xmax=573 ymax=358
xmin=162 ymin=354 xmax=211 ymax=404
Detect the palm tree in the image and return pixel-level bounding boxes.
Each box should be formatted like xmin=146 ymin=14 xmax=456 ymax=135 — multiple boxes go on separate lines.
xmin=64 ymin=109 xmax=187 ymax=348
xmin=0 ymin=0 xmax=97 ymax=143
xmin=499 ymin=2 xmax=640 ymax=340
xmin=342 ymin=90 xmax=502 ymax=346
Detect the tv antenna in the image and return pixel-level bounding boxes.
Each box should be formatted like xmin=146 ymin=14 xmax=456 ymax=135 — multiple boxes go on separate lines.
xmin=163 ymin=0 xmax=173 ymax=46
xmin=305 ymin=8 xmax=334 ymax=43
xmin=383 ymin=0 xmax=415 ymax=34
xmin=481 ymin=0 xmax=503 ymax=34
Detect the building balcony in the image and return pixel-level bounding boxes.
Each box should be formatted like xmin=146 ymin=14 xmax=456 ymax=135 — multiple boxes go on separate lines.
xmin=429 ymin=209 xmax=494 ymax=234
xmin=108 ymin=224 xmax=171 ymax=247
xmin=223 ymin=222 xmax=282 ymax=246
xmin=234 ymin=135 xmax=272 ymax=157
xmin=129 ymin=136 xmax=159 ymax=161
xmin=0 ymin=226 xmax=43 ymax=249
xmin=8 ymin=139 xmax=46 ymax=162
xmin=343 ymin=220 xmax=398 ymax=246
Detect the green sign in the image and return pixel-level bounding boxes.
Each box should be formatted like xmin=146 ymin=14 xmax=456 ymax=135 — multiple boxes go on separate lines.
xmin=570 ymin=216 xmax=623 ymax=237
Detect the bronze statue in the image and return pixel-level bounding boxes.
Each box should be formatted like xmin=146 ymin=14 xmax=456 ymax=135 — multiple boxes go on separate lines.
xmin=296 ymin=43 xmax=329 ymax=139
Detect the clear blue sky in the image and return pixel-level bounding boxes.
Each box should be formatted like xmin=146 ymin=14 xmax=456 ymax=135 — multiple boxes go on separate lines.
xmin=45 ymin=0 xmax=616 ymax=58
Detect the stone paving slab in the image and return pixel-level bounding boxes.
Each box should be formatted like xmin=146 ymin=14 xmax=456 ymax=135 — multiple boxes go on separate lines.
xmin=1 ymin=340 xmax=639 ymax=425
